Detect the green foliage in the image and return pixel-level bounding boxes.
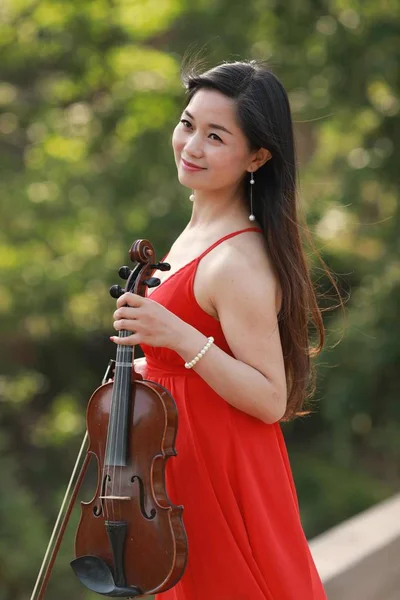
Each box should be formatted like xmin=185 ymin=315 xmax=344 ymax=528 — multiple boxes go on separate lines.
xmin=290 ymin=452 xmax=395 ymax=538
xmin=0 ymin=0 xmax=399 ymax=597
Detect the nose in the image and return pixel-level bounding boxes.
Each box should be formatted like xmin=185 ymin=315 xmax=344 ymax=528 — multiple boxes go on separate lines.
xmin=183 ymin=132 xmax=204 ymax=158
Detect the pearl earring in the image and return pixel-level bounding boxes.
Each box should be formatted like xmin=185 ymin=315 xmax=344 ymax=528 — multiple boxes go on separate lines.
xmin=189 ymin=190 xmax=195 ymax=201
xmin=249 ymin=172 xmax=255 ymax=221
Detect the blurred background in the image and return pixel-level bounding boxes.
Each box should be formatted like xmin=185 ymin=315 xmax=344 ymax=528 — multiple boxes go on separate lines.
xmin=0 ymin=0 xmax=399 ymax=598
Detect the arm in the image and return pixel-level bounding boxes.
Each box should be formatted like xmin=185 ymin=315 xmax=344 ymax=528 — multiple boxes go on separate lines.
xmin=173 ymin=252 xmax=287 ymax=424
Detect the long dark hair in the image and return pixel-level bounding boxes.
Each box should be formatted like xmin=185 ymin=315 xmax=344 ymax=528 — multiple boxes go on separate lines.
xmin=180 ymin=58 xmax=344 ymax=422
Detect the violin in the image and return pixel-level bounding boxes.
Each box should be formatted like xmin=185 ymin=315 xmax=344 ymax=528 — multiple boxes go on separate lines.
xmin=31 ymin=238 xmax=188 ymax=599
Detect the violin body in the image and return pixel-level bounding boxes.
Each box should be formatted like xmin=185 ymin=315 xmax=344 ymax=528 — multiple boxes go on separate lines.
xmin=72 ymin=377 xmax=188 ymax=597
xmin=31 ymin=239 xmax=187 ymax=600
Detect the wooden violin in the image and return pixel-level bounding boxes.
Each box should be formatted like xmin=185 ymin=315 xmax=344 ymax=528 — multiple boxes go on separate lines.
xmin=31 ymin=238 xmax=188 ymax=599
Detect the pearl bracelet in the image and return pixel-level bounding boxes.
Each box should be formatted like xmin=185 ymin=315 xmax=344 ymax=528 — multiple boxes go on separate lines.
xmin=184 ymin=336 xmax=214 ymax=369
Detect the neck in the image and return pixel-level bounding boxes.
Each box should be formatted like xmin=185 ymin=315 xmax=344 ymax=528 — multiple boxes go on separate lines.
xmin=186 ymin=187 xmax=249 ymax=231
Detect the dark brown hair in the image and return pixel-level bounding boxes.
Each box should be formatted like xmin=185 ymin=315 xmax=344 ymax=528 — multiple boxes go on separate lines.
xmin=181 ymin=58 xmax=345 ymax=421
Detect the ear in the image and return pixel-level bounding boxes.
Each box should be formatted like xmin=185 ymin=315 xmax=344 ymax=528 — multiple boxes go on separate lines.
xmin=247 ymin=147 xmax=272 ymax=173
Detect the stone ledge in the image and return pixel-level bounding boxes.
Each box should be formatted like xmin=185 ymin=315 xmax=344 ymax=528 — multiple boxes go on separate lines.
xmin=309 ymin=493 xmax=400 ymax=600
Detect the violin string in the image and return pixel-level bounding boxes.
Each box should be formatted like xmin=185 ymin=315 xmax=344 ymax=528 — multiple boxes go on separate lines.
xmin=124 ymin=340 xmax=132 ymax=520
xmin=104 ymin=338 xmax=119 ymax=523
xmin=100 ymin=435 xmax=110 ymax=522
xmin=122 ymin=338 xmax=130 ymax=522
xmin=113 ymin=330 xmax=130 ymax=524
xmin=110 ymin=278 xmax=138 ymax=523
xmin=100 ymin=355 xmax=111 ymax=523
xmin=104 ymin=333 xmax=120 ymax=524
xmin=100 ymin=410 xmax=108 ymax=522
xmin=122 ymin=341 xmax=130 ymax=521
xmin=116 ymin=337 xmax=127 ymax=523
xmin=112 ymin=333 xmax=123 ymax=522
xmin=114 ymin=335 xmax=124 ymax=522
xmin=111 ymin=339 xmax=118 ymax=523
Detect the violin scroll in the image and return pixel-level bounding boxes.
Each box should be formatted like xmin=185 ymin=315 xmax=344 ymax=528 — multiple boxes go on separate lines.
xmin=109 ymin=239 xmax=171 ymax=299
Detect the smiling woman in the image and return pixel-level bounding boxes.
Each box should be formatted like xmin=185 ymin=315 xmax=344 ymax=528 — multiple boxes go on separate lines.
xmin=112 ymin=57 xmax=341 ymax=600
xmin=172 ymin=89 xmax=272 ymax=208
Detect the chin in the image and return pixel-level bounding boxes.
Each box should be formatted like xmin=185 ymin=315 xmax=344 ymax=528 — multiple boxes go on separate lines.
xmin=178 ymin=178 xmax=194 ymax=191
xmin=178 ymin=169 xmax=197 ymax=186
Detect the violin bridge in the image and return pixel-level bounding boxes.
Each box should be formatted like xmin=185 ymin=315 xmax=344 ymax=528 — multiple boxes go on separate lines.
xmin=99 ymin=495 xmax=131 ymax=501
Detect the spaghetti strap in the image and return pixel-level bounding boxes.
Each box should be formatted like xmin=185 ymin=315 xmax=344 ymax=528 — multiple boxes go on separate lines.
xmin=195 ymin=226 xmax=263 ymax=262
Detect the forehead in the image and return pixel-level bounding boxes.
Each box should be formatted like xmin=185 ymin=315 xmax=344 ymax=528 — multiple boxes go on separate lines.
xmin=185 ymin=89 xmax=238 ymax=126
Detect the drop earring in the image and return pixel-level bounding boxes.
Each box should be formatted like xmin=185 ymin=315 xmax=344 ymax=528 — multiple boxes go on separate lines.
xmin=189 ymin=190 xmax=195 ymax=201
xmin=249 ymin=171 xmax=255 ymax=221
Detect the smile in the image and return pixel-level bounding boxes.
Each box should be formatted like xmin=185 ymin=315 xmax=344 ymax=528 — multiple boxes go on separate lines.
xmin=181 ymin=158 xmax=206 ymax=171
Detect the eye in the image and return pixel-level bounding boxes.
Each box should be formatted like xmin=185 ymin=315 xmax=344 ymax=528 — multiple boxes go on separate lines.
xmin=180 ymin=119 xmax=223 ymax=142
xmin=209 ymin=133 xmax=222 ymax=142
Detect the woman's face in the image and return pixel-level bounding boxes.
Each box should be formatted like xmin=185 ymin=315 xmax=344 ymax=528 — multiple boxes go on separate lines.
xmin=172 ymin=88 xmax=255 ymax=194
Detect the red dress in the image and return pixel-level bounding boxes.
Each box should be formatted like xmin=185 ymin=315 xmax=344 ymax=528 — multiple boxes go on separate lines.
xmin=141 ymin=227 xmax=326 ymax=600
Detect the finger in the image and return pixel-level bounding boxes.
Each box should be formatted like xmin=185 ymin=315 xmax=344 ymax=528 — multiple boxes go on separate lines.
xmin=116 ymin=292 xmax=143 ymax=309
xmin=110 ymin=334 xmax=140 ymax=346
xmin=113 ymin=319 xmax=138 ymax=333
xmin=113 ymin=307 xmax=138 ymax=320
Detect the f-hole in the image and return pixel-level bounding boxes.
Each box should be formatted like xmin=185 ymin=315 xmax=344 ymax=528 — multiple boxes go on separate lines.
xmin=131 ymin=475 xmax=156 ymax=520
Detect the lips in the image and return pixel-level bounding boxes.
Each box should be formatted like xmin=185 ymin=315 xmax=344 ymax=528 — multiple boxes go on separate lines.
xmin=181 ymin=158 xmax=205 ymax=169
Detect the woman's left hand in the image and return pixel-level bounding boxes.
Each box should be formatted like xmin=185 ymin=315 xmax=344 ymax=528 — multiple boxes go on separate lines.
xmin=111 ymin=292 xmax=187 ymax=349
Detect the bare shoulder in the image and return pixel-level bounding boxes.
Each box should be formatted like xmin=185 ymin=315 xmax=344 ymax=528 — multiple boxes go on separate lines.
xmin=202 ymin=230 xmax=287 ymax=418
xmin=206 ymin=231 xmax=282 ymax=316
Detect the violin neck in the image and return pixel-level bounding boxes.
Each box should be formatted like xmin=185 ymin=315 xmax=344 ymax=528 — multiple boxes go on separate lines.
xmin=105 ymin=330 xmax=133 ymax=467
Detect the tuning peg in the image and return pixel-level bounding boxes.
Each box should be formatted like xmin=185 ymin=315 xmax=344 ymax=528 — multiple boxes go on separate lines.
xmin=150 ymin=262 xmax=171 ymax=272
xmin=144 ymin=277 xmax=161 ymax=288
xmin=110 ymin=284 xmax=125 ymax=298
xmin=118 ymin=266 xmax=131 ymax=280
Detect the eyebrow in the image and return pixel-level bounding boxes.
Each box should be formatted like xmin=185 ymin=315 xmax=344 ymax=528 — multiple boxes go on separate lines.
xmin=183 ymin=110 xmax=233 ymax=135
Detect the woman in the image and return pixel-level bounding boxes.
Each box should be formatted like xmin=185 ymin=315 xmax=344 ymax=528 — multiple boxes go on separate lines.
xmin=110 ymin=59 xmax=333 ymax=600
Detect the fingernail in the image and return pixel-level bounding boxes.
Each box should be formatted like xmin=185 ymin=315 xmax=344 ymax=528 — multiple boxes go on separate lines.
xmin=109 ymin=336 xmax=116 ymax=342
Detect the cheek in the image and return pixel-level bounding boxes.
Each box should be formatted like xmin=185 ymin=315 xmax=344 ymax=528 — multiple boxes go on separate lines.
xmin=212 ymin=148 xmax=242 ymax=171
xmin=172 ymin=126 xmax=184 ymax=154
xmin=211 ymin=149 xmax=249 ymax=184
